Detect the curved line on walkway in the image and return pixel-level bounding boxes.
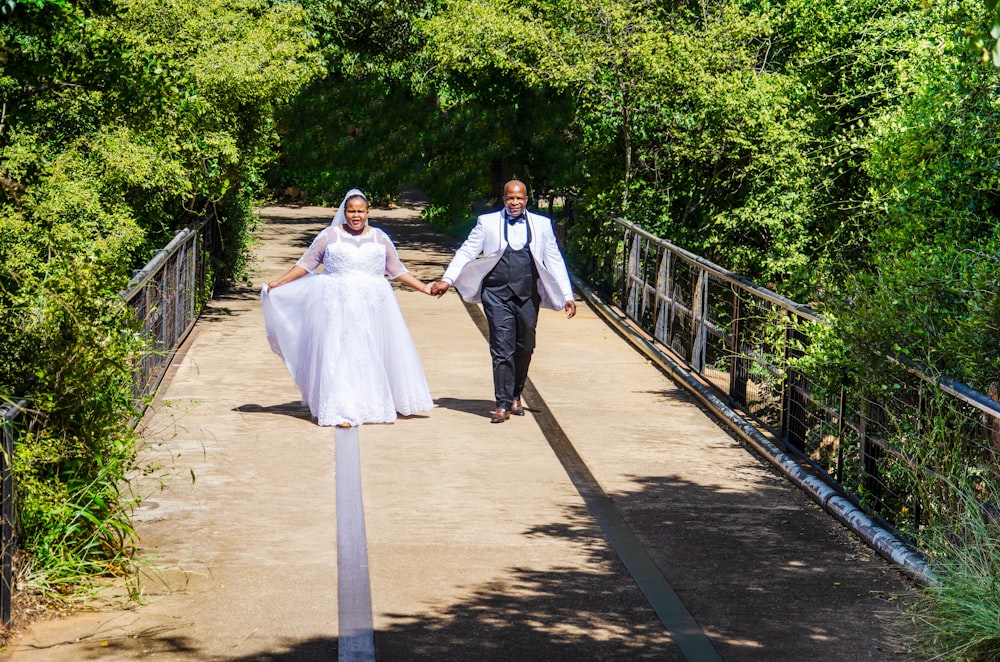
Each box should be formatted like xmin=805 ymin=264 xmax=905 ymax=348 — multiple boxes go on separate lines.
xmin=461 ymin=300 xmax=723 ymax=662
xmin=336 ymin=425 xmax=377 ymax=662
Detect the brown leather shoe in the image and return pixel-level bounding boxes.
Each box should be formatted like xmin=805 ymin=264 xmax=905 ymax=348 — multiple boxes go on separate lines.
xmin=490 ymin=407 xmax=510 ymax=423
xmin=510 ymin=399 xmax=525 ymax=416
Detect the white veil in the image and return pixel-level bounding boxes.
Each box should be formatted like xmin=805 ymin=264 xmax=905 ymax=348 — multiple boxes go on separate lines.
xmin=331 ymin=188 xmax=368 ymax=225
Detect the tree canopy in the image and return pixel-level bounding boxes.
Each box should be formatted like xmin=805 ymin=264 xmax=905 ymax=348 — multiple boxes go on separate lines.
xmin=273 ymin=0 xmax=999 ymax=391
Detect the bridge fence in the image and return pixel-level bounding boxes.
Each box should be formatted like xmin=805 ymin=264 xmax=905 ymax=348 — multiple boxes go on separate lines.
xmin=120 ymin=213 xmax=216 ymax=410
xmin=579 ymin=215 xmax=1000 ymax=549
xmin=0 ymin=213 xmax=217 ymax=625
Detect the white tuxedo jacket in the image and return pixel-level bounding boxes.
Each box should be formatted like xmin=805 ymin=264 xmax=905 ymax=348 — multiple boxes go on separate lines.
xmin=442 ymin=210 xmax=573 ymax=311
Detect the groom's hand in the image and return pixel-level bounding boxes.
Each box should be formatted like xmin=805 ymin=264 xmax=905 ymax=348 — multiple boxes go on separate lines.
xmin=430 ymin=281 xmax=450 ymax=298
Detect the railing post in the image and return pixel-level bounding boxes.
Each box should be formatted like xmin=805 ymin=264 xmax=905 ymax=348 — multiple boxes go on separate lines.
xmin=836 ymin=383 xmax=846 ymax=483
xmin=617 ymin=226 xmax=630 ymax=310
xmin=690 ymin=270 xmax=708 ymax=374
xmin=654 ymin=250 xmax=671 ymax=344
xmin=0 ymin=400 xmax=24 ymax=627
xmin=781 ymin=318 xmax=807 ymax=452
xmin=913 ymin=382 xmax=925 ymax=533
xmin=729 ymin=288 xmax=748 ymax=406
xmin=860 ymin=400 xmax=884 ymax=507
xmin=640 ymin=239 xmax=651 ymax=323
xmin=625 ymin=232 xmax=641 ymax=321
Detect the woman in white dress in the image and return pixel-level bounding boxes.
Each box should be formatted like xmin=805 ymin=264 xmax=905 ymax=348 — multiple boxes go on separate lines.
xmin=261 ymin=189 xmax=434 ymax=427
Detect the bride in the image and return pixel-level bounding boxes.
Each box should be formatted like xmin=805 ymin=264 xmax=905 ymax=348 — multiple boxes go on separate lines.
xmin=261 ymin=189 xmax=434 ymax=427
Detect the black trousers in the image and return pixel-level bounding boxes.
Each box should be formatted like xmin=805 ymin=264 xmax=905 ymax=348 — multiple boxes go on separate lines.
xmin=481 ymin=288 xmax=540 ymax=409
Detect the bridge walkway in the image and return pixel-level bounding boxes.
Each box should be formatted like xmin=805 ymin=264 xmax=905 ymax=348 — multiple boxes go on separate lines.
xmin=2 ymin=203 xmax=911 ymax=661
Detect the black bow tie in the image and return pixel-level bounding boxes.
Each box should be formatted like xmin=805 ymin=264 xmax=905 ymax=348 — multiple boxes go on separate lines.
xmin=507 ymin=215 xmax=524 ymax=224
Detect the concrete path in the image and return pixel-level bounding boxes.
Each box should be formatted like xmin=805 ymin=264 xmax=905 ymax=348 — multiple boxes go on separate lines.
xmin=1 ymin=204 xmax=912 ymax=661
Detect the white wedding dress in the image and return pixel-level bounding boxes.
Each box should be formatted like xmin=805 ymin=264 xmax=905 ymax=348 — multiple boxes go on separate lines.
xmin=261 ymin=225 xmax=433 ymax=426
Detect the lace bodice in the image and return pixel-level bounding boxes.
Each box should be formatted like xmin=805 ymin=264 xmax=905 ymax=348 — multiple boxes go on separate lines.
xmin=296 ymin=226 xmax=408 ymax=279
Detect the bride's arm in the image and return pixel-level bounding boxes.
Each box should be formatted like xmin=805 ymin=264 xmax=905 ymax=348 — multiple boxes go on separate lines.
xmin=381 ymin=230 xmax=432 ymax=294
xmin=395 ymin=272 xmax=433 ymax=295
xmin=267 ymin=265 xmax=309 ymax=290
xmin=268 ymin=229 xmax=328 ymax=289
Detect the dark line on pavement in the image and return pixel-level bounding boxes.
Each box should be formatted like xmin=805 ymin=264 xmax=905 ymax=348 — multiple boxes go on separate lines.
xmin=336 ymin=425 xmax=376 ymax=662
xmin=462 ymin=300 xmax=723 ymax=662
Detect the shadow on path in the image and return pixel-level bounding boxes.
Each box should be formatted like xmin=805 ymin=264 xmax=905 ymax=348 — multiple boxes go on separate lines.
xmin=76 ymin=473 xmax=905 ymax=661
xmin=233 ymin=401 xmax=311 ymax=421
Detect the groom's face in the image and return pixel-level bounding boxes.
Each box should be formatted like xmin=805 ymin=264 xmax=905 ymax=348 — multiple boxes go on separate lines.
xmin=503 ymin=184 xmax=527 ymax=217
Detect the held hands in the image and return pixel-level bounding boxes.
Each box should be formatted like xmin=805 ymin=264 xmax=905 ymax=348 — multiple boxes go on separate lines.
xmin=430 ymin=280 xmax=450 ymax=298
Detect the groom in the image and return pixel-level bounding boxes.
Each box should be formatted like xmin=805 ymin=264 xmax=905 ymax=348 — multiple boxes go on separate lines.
xmin=430 ymin=180 xmax=576 ymax=423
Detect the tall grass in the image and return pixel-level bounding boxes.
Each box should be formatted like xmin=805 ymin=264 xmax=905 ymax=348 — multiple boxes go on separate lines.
xmin=906 ymin=483 xmax=1000 ymax=660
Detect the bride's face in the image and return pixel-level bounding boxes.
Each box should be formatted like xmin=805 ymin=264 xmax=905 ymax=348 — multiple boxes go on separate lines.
xmin=343 ymin=198 xmax=369 ymax=234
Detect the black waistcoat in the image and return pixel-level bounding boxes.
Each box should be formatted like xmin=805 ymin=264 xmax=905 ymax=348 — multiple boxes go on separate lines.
xmin=482 ymin=218 xmax=538 ymax=301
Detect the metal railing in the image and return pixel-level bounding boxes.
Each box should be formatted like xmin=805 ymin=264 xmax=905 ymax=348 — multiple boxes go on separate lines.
xmin=120 ymin=214 xmax=216 ymax=408
xmin=581 ymin=215 xmax=1000 ymax=548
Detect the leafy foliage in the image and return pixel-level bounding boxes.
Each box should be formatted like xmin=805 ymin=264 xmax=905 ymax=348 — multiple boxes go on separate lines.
xmin=0 ymin=0 xmax=320 ymax=592
xmin=825 ymin=1 xmax=1000 ymax=388
xmin=272 ymin=0 xmax=579 ymax=223
xmin=414 ymin=0 xmax=821 ymax=285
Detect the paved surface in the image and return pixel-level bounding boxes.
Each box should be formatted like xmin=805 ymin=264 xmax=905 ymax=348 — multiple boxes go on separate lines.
xmin=1 ymin=204 xmax=913 ymax=660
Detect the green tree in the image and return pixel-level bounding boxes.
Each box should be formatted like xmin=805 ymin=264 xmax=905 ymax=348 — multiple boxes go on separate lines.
xmin=419 ymin=0 xmax=817 ymax=286
xmin=830 ymin=5 xmax=1000 ymax=389
xmin=273 ymin=0 xmax=578 ymax=227
xmin=0 ymin=0 xmax=321 ymax=588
